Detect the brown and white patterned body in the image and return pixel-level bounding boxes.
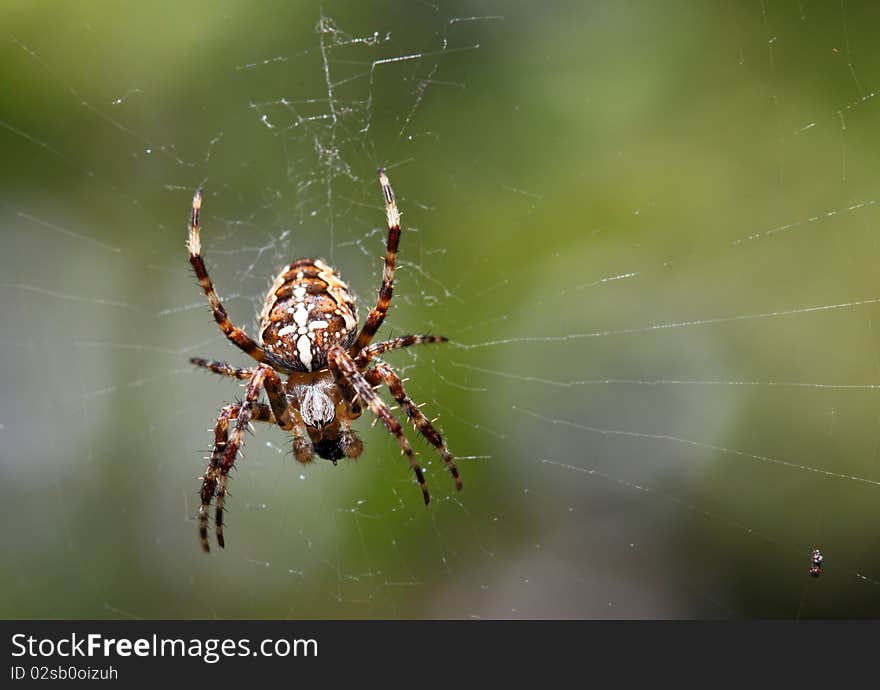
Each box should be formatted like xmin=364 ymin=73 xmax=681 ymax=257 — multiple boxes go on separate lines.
xmin=258 ymin=259 xmax=358 ymax=372
xmin=188 ymin=169 xmax=461 ymax=553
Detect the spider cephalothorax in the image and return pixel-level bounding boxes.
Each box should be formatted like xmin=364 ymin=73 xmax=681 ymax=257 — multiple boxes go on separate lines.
xmin=188 ymin=170 xmax=462 ymax=552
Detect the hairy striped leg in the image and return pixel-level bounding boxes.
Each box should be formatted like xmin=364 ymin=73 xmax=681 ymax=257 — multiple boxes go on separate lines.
xmin=355 ymin=335 xmax=447 ymax=366
xmin=350 ymin=169 xmax=402 ymax=355
xmin=190 ymin=357 xmax=254 ymax=380
xmin=190 ymin=356 xmax=290 ymax=429
xmin=188 ymin=188 xmax=269 ymax=365
xmin=366 ymin=360 xmax=461 ymax=491
xmin=329 ymin=366 xmax=364 ymax=460
xmin=198 ymin=365 xmax=286 ymax=551
xmin=213 ymin=366 xmax=292 ymax=549
xmin=327 ymin=346 xmax=430 ymax=504
xmin=191 ymin=354 xmax=294 ymax=439
xmin=338 ymin=417 xmax=364 ymax=459
xmin=200 ymin=401 xmax=274 ymax=552
xmin=191 ymin=355 xmax=314 ymax=462
xmin=257 ymin=366 xmax=315 ymax=462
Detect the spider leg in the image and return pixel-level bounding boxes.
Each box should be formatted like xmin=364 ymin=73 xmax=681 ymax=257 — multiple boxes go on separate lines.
xmin=213 ymin=366 xmax=292 ymax=549
xmin=191 ymin=354 xmax=294 ymax=454
xmin=366 ymin=360 xmax=461 ymax=491
xmin=199 ymin=400 xmax=274 ymax=553
xmin=283 ymin=403 xmax=313 ymax=463
xmin=190 ymin=357 xmax=254 ymax=380
xmin=261 ymin=365 xmax=291 ymax=429
xmin=328 ymin=346 xmax=430 ymax=504
xmin=328 ymin=366 xmax=364 ymax=458
xmin=188 ymin=188 xmax=270 ymax=365
xmin=190 ymin=357 xmax=291 ymax=433
xmin=338 ymin=417 xmax=364 ymax=459
xmin=260 ymin=367 xmax=313 ymax=462
xmin=350 ymin=169 xmax=401 ymax=355
xmin=355 ymin=334 xmax=447 ymax=366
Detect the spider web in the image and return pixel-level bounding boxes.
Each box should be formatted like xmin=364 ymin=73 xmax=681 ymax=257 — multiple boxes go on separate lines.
xmin=3 ymin=0 xmax=880 ymax=619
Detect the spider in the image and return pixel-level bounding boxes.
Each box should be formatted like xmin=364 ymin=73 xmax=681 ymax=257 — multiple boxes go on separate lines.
xmin=809 ymin=548 xmax=823 ymax=577
xmin=187 ymin=169 xmax=461 ymax=552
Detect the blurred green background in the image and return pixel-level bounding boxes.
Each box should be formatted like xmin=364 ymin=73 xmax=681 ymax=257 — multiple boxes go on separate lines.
xmin=3 ymin=0 xmax=880 ymax=618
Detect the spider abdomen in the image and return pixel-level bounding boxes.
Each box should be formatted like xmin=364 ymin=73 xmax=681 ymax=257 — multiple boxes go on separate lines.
xmin=258 ymin=258 xmax=358 ymax=371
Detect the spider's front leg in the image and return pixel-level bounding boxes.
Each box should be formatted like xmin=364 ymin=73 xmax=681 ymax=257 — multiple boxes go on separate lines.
xmin=199 ymin=400 xmax=274 ymax=552
xmin=327 ymin=346 xmax=430 ymax=504
xmin=199 ymin=364 xmax=287 ymax=552
xmin=365 ymin=360 xmax=461 ymax=491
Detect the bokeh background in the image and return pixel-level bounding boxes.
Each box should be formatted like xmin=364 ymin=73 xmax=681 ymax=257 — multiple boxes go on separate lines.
xmin=3 ymin=0 xmax=880 ymax=618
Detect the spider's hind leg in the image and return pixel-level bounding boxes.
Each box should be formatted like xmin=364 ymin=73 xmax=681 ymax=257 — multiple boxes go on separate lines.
xmin=188 ymin=188 xmax=270 ymax=366
xmin=350 ymin=170 xmax=402 ymax=355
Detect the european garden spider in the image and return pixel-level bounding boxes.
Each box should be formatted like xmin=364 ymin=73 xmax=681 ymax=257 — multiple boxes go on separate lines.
xmin=188 ymin=169 xmax=461 ymax=552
